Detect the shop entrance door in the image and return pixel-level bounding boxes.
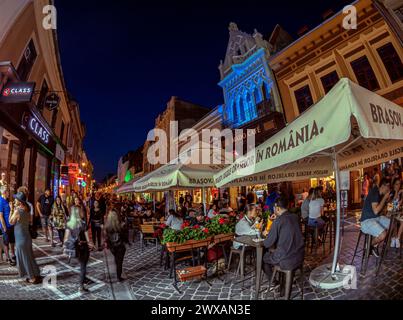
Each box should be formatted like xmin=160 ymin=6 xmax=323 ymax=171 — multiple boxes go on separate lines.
xmin=7 ymin=140 xmax=20 ymax=194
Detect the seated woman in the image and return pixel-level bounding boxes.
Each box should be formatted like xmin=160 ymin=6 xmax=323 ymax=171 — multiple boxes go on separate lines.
xmin=308 ymin=187 xmax=326 ymax=229
xmin=165 ymin=209 xmax=183 ymax=231
xmin=190 ymin=212 xmax=205 ymax=227
xmin=207 ymin=204 xmax=219 ymax=219
xmin=390 ymin=178 xmax=403 ymax=248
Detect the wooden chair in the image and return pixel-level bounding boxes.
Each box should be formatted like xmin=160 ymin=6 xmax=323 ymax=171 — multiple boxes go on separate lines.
xmin=140 ymin=224 xmax=158 ymax=252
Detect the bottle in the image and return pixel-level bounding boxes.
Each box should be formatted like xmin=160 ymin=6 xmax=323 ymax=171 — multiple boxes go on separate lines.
xmin=265 ymin=219 xmax=273 ymax=232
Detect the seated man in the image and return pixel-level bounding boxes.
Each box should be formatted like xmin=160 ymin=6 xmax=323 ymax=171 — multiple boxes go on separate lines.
xmin=190 ymin=212 xmax=205 ymax=228
xmin=360 ymin=178 xmax=391 ymax=257
xmin=219 ymin=201 xmax=233 ymax=215
xmin=262 ymin=196 xmax=305 ymax=283
xmin=233 ymin=204 xmax=260 ymax=249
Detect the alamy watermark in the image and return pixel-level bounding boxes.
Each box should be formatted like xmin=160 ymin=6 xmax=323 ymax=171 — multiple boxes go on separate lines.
xmin=342 ymin=5 xmax=357 ymax=30
xmin=146 ymin=121 xmax=256 ymax=166
xmin=42 ymin=5 xmax=57 ymax=30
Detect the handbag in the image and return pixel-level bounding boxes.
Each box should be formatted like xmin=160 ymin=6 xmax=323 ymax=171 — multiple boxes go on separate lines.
xmin=29 ymin=225 xmax=38 ymax=239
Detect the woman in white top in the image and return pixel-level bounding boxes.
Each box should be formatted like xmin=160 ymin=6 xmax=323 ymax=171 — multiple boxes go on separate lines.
xmin=165 ymin=209 xmax=183 ymax=231
xmin=308 ymin=187 xmax=325 ymax=228
xmin=207 ymin=204 xmax=219 ymax=219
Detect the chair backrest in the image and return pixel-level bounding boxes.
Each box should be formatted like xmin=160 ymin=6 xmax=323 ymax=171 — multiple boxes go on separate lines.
xmin=140 ymin=224 xmax=155 ymax=234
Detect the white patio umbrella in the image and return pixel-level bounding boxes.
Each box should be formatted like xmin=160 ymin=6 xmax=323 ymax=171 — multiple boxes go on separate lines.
xmin=214 ymin=78 xmax=403 ymax=288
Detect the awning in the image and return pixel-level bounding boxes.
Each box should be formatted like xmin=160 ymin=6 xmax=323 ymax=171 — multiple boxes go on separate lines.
xmin=213 ymin=77 xmax=403 ymax=281
xmin=116 ymin=176 xmax=143 ymax=194
xmin=214 ymin=78 xmax=403 ymax=187
xmin=133 ymin=148 xmax=228 ymax=192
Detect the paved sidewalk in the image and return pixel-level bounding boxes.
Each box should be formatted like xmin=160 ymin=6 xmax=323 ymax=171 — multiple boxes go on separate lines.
xmin=0 ymin=213 xmax=402 ymax=300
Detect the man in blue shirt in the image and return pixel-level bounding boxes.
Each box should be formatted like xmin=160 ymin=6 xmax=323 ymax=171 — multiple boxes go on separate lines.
xmin=360 ymin=178 xmax=391 ymax=257
xmin=0 ymin=186 xmax=16 ymax=266
xmin=265 ymin=186 xmax=279 ymax=214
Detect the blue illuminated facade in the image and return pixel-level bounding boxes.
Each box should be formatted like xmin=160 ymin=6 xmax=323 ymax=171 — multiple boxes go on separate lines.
xmin=218 ymin=23 xmax=281 ymax=128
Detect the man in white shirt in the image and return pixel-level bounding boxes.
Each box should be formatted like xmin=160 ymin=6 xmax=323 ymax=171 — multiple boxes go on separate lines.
xmin=233 ymin=204 xmax=260 ymax=249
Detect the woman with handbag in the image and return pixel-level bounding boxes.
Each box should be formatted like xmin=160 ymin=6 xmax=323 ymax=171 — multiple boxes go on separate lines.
xmin=89 ymin=200 xmax=105 ymax=251
xmin=64 ymin=206 xmax=93 ymax=292
xmin=9 ymin=192 xmax=41 ymax=284
xmin=50 ymin=196 xmax=68 ymax=247
xmin=104 ymin=209 xmax=128 ymax=282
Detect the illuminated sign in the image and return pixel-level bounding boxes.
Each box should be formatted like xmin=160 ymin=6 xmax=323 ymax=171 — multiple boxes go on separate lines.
xmin=29 ymin=116 xmax=50 ymax=143
xmin=0 ymin=82 xmax=35 ymax=103
xmin=68 ymin=163 xmax=79 ymax=175
xmin=21 ymin=112 xmax=56 ymax=150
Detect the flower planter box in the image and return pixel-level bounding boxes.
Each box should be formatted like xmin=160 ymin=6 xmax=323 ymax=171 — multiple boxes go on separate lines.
xmin=213 ymin=233 xmax=235 ymax=244
xmin=166 ymin=237 xmax=213 ymax=253
xmin=176 ymin=265 xmax=206 ymax=282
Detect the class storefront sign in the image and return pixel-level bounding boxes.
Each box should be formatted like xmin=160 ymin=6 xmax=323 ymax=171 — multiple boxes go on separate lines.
xmin=0 ymin=82 xmax=35 ymax=103
xmin=21 ymin=111 xmax=56 ymax=153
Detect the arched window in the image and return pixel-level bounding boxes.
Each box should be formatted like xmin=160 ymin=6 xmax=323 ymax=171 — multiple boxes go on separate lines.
xmin=245 ymin=92 xmax=254 ymax=120
xmin=254 ymin=86 xmax=262 ymax=104
xmin=238 ymin=97 xmax=246 ymax=122
xmin=232 ymin=100 xmax=238 ymax=123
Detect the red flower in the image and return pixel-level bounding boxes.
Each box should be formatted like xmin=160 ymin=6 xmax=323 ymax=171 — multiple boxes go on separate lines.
xmin=159 ymin=223 xmax=167 ymax=229
xmin=193 ymin=225 xmax=200 ymax=229
xmin=205 ymin=217 xmax=210 ymax=222
xmin=219 ymin=218 xmax=225 ymax=225
xmin=203 ymin=228 xmax=209 ymax=234
xmin=181 ymin=221 xmax=190 ymax=229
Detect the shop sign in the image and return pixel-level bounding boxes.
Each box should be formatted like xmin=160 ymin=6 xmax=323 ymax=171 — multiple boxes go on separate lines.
xmin=68 ymin=163 xmax=79 ymax=175
xmin=339 ymin=171 xmax=350 ymax=190
xmin=55 ymin=144 xmax=65 ymax=162
xmin=0 ymin=82 xmax=35 ymax=103
xmin=61 ymin=178 xmax=69 ymax=186
xmin=44 ymin=93 xmax=60 ymax=111
xmin=21 ymin=112 xmax=56 ymax=151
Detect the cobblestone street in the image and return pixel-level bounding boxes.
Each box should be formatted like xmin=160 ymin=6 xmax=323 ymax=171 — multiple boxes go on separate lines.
xmin=0 ymin=213 xmax=402 ymax=300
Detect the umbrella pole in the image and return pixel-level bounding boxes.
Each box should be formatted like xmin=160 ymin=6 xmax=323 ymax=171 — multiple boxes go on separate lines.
xmin=331 ymin=150 xmax=341 ymax=275
xmin=202 ymin=187 xmax=206 ymax=215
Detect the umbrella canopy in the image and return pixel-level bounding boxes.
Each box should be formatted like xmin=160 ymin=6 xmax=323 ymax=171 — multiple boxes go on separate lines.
xmin=116 ymin=178 xmax=142 ymax=194
xmin=214 ymin=78 xmax=403 ymax=188
xmin=213 ymin=77 xmax=403 ymax=282
xmin=133 ymin=148 xmax=228 ymax=192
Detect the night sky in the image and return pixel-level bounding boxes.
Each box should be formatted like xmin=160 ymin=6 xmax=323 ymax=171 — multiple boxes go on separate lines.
xmin=55 ymin=0 xmax=351 ymax=181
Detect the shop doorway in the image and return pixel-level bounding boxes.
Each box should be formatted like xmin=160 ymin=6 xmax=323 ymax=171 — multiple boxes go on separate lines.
xmin=0 ymin=127 xmax=20 ymax=194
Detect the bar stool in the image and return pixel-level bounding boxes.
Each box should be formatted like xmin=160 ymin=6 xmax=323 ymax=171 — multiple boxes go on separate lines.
xmin=351 ymin=230 xmax=376 ymax=276
xmin=265 ymin=264 xmax=304 ymax=300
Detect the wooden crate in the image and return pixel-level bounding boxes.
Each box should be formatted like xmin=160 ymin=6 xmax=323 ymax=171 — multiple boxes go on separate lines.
xmin=176 ymin=265 xmax=206 ymax=282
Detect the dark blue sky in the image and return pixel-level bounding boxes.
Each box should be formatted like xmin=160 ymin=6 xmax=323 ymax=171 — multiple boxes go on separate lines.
xmin=56 ymin=0 xmax=350 ymax=181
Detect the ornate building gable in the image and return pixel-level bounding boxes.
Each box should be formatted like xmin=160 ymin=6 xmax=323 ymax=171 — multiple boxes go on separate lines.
xmin=218 ymin=23 xmax=280 ymax=128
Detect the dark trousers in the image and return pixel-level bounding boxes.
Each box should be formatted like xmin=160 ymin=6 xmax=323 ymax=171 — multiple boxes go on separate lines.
xmin=91 ymin=223 xmax=102 ymax=247
xmin=110 ymin=245 xmax=126 ymax=280
xmin=78 ymin=247 xmax=89 ymax=285
xmin=57 ymin=229 xmax=65 ymax=244
xmin=263 ymin=262 xmax=274 ymax=280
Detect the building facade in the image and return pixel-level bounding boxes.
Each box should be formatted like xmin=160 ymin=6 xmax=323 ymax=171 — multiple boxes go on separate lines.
xmin=268 ymin=0 xmax=403 ymax=207
xmin=143 ymin=96 xmax=210 ymax=174
xmin=0 ymin=0 xmax=89 ymax=203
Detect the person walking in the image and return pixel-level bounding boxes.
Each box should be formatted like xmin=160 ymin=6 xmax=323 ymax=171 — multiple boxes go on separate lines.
xmin=50 ymin=196 xmax=68 ymax=247
xmin=104 ymin=209 xmax=129 ymax=282
xmin=0 ymin=186 xmax=16 ymax=266
xmin=89 ymin=200 xmax=105 ymax=251
xmin=64 ymin=206 xmax=93 ymax=292
xmin=9 ymin=192 xmax=41 ymax=284
xmin=36 ymin=189 xmax=54 ymax=242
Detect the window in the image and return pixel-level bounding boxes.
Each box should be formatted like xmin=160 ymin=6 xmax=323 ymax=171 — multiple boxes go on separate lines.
xmin=51 ymin=109 xmax=58 ymax=128
xmin=294 ymin=85 xmax=313 ymax=114
xmin=393 ymin=6 xmax=403 ymax=23
xmin=350 ymin=56 xmax=380 ymax=91
xmin=320 ymin=71 xmax=340 ymax=93
xmin=60 ymin=121 xmax=65 ymax=143
xmin=17 ymin=39 xmax=37 ymax=81
xmin=37 ymin=79 xmax=48 ymax=113
xmin=377 ymin=43 xmax=403 ymax=83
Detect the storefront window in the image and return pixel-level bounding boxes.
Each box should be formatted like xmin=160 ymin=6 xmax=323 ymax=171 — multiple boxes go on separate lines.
xmin=34 ymin=152 xmax=48 ymax=205
xmin=0 ymin=126 xmax=20 ymax=193
xmin=22 ymin=148 xmax=31 ymax=188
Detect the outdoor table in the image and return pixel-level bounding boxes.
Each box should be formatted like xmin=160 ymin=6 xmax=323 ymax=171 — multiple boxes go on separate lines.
xmin=234 ymin=235 xmax=265 ymax=300
xmin=376 ymin=211 xmax=402 ymax=276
